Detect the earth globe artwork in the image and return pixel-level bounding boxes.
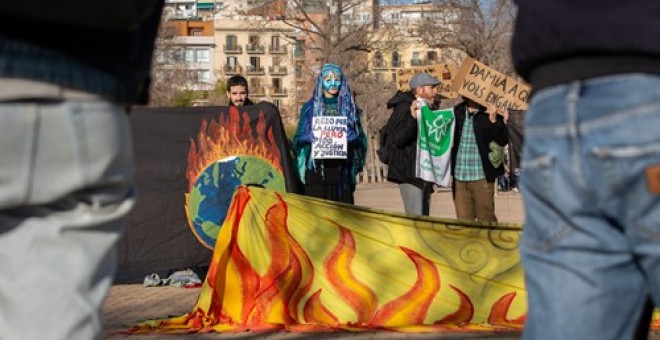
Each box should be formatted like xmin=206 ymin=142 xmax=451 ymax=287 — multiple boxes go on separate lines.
xmin=187 ymin=155 xmax=285 ymax=249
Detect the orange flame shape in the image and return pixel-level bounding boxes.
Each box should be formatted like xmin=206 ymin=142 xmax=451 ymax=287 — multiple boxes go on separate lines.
xmin=488 ymin=292 xmax=526 ymax=327
xmin=435 ymin=285 xmax=475 ymax=325
xmin=369 ymin=247 xmax=440 ymax=327
xmin=324 ymin=224 xmax=379 ymax=324
xmin=242 ymin=192 xmax=314 ymax=326
xmin=185 ymin=107 xmax=283 ymax=190
xmin=303 ymin=289 xmax=340 ymax=325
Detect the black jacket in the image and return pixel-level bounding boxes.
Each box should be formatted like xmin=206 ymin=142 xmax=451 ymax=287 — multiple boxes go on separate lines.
xmin=229 ymin=98 xmax=255 ymax=107
xmin=0 ymin=1 xmax=164 ymax=104
xmin=511 ymin=0 xmax=660 ymax=91
xmin=450 ymin=102 xmax=508 ymax=184
xmin=384 ymin=91 xmax=432 ymax=191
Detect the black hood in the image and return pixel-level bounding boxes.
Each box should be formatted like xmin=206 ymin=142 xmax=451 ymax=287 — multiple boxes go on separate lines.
xmin=386 ymin=90 xmax=415 ymax=109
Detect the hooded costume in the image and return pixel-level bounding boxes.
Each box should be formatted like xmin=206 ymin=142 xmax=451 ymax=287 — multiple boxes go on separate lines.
xmin=292 ymin=64 xmax=367 ymax=203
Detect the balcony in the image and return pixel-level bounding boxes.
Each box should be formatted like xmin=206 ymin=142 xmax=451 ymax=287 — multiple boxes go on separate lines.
xmin=245 ymin=65 xmax=265 ymax=75
xmin=391 ymin=60 xmax=405 ymax=68
xmin=269 ymin=45 xmax=287 ymax=54
xmin=223 ymin=64 xmax=243 ymax=75
xmin=372 ymin=60 xmax=388 ymax=70
xmin=223 ymin=44 xmax=242 ymax=54
xmin=410 ymin=59 xmax=431 ymax=66
xmin=251 ymin=87 xmax=266 ymax=97
xmin=269 ymin=65 xmax=288 ymax=75
xmin=172 ymin=36 xmax=214 ymax=45
xmin=272 ymin=88 xmax=288 ymax=97
xmin=246 ymin=44 xmax=265 ymax=54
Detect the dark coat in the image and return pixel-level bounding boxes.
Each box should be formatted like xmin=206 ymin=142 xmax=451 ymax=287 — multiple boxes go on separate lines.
xmin=384 ymin=90 xmax=432 ymax=192
xmin=0 ymin=1 xmax=164 ymax=104
xmin=450 ymin=101 xmax=509 ymax=184
xmin=512 ymin=0 xmax=660 ymax=90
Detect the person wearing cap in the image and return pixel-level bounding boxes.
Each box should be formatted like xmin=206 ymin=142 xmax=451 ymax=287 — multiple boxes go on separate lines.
xmin=449 ymin=98 xmax=509 ymax=222
xmin=382 ymin=73 xmax=440 ymax=215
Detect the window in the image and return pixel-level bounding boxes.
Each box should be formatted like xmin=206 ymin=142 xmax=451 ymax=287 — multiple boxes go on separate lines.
xmin=249 ymin=78 xmax=261 ymax=93
xmin=249 ymin=35 xmax=259 ymax=45
xmin=196 ymin=49 xmax=209 ymax=62
xmin=248 ymin=56 xmax=261 ymax=71
xmin=271 ymin=35 xmax=280 ymax=49
xmin=189 ymin=28 xmax=203 ymax=36
xmin=391 ymin=51 xmax=401 ymax=67
xmin=184 ymin=49 xmax=194 ymax=62
xmin=295 ymin=65 xmax=302 ymax=79
xmin=226 ymin=56 xmax=237 ymax=66
xmin=198 ymin=70 xmax=211 ymax=83
xmin=427 ymin=51 xmax=438 ymax=62
xmin=184 ymin=48 xmax=210 ymax=63
xmin=272 ymin=78 xmax=282 ymax=92
xmin=166 ymin=48 xmax=183 ymax=63
xmin=294 ymin=39 xmax=304 ymax=58
xmin=226 ymin=35 xmax=237 ymax=49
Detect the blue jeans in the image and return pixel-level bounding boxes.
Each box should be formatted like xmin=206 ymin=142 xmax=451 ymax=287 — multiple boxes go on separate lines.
xmin=520 ymin=74 xmax=660 ymax=340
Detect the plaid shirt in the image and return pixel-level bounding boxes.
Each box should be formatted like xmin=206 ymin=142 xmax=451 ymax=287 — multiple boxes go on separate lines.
xmin=454 ymin=110 xmax=485 ymax=181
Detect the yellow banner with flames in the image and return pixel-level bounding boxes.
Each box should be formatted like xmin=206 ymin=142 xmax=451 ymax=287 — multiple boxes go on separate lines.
xmin=129 ymin=186 xmax=534 ymax=333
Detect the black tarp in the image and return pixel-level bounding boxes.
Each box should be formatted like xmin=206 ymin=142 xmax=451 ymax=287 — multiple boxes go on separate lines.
xmin=115 ymin=103 xmax=299 ymax=283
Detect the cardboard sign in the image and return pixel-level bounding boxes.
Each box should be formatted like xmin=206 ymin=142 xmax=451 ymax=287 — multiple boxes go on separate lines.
xmin=395 ymin=63 xmax=459 ymax=98
xmin=311 ymin=116 xmax=348 ymax=159
xmin=450 ymin=56 xmax=530 ymax=112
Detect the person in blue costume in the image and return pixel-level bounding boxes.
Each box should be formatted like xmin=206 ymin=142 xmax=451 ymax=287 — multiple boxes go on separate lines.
xmin=293 ymin=63 xmax=367 ymax=204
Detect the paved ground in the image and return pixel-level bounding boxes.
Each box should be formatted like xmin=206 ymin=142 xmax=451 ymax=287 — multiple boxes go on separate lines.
xmin=102 ymin=183 xmax=657 ymax=339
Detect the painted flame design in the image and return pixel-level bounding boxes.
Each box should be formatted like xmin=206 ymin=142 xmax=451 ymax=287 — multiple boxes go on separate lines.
xmin=128 ymin=186 xmax=529 ymax=334
xmin=185 ymin=106 xmax=283 ymax=191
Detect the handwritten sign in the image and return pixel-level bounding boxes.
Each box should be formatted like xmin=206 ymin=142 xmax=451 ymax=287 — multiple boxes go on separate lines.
xmin=450 ymin=56 xmax=530 ymax=112
xmin=311 ymin=116 xmax=348 ymax=159
xmin=395 ymin=63 xmax=459 ymax=98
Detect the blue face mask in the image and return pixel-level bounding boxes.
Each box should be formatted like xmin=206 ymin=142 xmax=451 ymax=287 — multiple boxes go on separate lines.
xmin=322 ymin=71 xmax=342 ymax=93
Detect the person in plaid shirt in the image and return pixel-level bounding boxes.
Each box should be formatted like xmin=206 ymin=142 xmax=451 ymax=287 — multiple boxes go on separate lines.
xmin=450 ymin=99 xmax=509 ymax=222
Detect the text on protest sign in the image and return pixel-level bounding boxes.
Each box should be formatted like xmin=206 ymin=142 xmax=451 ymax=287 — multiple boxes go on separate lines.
xmin=311 ymin=116 xmax=348 ymax=159
xmin=450 ymin=56 xmax=531 ymax=112
xmin=395 ymin=63 xmax=459 ymax=98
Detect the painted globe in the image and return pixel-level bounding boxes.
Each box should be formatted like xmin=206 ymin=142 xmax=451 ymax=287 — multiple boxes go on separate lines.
xmin=188 ymin=155 xmax=285 ymax=249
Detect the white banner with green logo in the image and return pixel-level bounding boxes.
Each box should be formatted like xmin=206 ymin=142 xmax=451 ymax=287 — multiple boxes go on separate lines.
xmin=416 ymin=106 xmax=455 ymax=186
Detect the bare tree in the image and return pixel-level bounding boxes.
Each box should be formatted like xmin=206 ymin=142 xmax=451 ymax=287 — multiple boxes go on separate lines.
xmin=412 ymin=0 xmax=516 ymax=74
xmin=149 ymin=15 xmax=192 ymax=106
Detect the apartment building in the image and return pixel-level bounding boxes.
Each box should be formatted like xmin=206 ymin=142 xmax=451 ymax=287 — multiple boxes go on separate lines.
xmin=369 ymin=2 xmax=451 ymax=83
xmin=154 ymin=0 xmax=218 ymax=92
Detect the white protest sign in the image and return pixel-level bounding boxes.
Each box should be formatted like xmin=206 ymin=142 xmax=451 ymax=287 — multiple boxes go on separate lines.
xmin=311 ymin=116 xmax=348 ymax=159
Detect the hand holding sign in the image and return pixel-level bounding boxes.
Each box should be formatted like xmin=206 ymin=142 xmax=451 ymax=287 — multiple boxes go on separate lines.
xmin=450 ymin=57 xmax=531 ymax=114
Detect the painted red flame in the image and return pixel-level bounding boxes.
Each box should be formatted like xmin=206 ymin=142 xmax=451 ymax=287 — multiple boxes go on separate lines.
xmin=185 ymin=107 xmax=283 ymax=190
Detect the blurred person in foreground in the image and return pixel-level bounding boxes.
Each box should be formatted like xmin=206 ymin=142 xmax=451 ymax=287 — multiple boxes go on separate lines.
xmin=0 ymin=1 xmax=164 ymax=339
xmin=512 ymin=1 xmax=660 ymax=339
